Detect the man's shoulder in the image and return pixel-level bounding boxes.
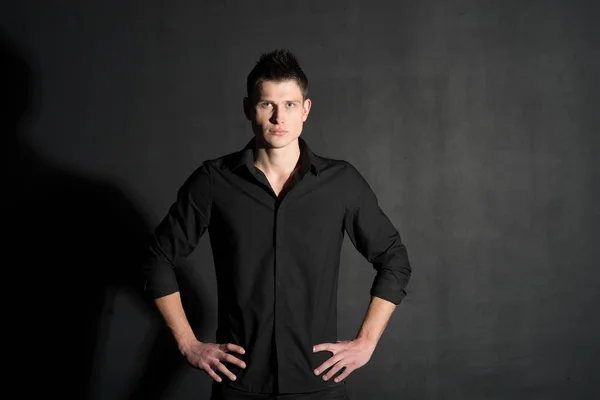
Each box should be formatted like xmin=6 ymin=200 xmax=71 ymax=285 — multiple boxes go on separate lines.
xmin=314 ymin=153 xmax=344 ymax=170
xmin=311 ymin=151 xmax=363 ymax=178
xmin=183 ymin=145 xmax=244 ymax=174
xmin=312 ymin=151 xmax=374 ymax=198
xmin=177 ymin=150 xmax=238 ymax=185
xmin=201 ymin=150 xmax=240 ymax=171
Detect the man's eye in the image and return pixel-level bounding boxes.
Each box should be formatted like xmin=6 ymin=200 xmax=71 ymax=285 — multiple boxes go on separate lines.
xmin=286 ymin=103 xmax=295 ymax=108
xmin=260 ymin=102 xmax=271 ymax=108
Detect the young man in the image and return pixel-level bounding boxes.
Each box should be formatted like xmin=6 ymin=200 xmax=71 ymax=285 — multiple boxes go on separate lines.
xmin=142 ymin=49 xmax=412 ymax=400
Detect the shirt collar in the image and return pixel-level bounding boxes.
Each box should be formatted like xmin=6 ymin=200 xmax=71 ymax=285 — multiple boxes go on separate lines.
xmin=230 ymin=136 xmax=321 ymax=176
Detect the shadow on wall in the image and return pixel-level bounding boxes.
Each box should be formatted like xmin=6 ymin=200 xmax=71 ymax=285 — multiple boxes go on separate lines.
xmin=2 ymin=30 xmax=210 ymax=399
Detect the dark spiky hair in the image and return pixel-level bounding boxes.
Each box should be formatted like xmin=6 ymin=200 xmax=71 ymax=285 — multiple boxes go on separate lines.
xmin=246 ymin=49 xmax=308 ymax=101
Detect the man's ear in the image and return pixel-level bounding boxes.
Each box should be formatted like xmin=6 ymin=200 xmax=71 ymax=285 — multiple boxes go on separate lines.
xmin=302 ymin=98 xmax=312 ymax=122
xmin=243 ymin=97 xmax=253 ymax=121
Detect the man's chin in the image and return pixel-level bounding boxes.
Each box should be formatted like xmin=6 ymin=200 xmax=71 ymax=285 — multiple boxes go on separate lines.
xmin=256 ymin=134 xmax=298 ymax=149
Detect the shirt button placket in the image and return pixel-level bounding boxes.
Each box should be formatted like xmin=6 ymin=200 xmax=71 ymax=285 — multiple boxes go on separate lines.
xmin=274 ymin=201 xmax=284 ymax=391
xmin=275 ymin=202 xmax=283 ymax=286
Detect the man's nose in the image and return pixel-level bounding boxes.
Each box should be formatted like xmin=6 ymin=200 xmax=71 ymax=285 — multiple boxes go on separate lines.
xmin=270 ymin=107 xmax=284 ymax=124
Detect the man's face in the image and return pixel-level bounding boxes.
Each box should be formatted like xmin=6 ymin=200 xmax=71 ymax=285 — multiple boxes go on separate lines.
xmin=244 ymin=79 xmax=311 ymax=149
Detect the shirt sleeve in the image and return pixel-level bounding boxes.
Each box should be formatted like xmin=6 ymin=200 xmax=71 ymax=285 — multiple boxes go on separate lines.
xmin=343 ymin=163 xmax=412 ymax=305
xmin=142 ymin=163 xmax=212 ymax=299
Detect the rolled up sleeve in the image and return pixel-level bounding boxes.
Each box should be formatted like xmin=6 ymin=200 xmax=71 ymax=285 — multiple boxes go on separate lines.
xmin=142 ymin=163 xmax=212 ymax=299
xmin=343 ymin=163 xmax=412 ymax=305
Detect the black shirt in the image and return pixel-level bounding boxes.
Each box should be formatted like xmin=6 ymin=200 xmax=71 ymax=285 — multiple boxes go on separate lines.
xmin=142 ymin=136 xmax=412 ymax=395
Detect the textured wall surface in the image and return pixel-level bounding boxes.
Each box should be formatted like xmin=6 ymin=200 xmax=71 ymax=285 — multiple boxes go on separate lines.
xmin=2 ymin=1 xmax=599 ymax=399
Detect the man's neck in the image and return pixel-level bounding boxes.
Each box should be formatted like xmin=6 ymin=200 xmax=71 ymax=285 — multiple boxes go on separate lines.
xmin=253 ymin=138 xmax=301 ymax=177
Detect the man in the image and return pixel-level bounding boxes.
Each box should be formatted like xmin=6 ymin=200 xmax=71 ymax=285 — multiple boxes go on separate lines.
xmin=142 ymin=49 xmax=412 ymax=400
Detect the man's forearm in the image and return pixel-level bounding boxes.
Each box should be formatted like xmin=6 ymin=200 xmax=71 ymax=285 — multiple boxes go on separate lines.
xmin=154 ymin=292 xmax=198 ymax=351
xmin=355 ymin=296 xmax=396 ymax=348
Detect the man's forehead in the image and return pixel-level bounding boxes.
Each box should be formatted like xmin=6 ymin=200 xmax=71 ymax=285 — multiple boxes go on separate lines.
xmin=257 ymin=80 xmax=302 ymax=95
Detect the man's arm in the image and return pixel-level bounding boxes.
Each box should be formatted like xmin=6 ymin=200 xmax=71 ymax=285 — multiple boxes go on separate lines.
xmin=342 ymin=162 xmax=411 ymax=314
xmin=154 ymin=292 xmax=198 ymax=352
xmin=313 ymin=162 xmax=412 ymax=382
xmin=312 ymin=296 xmax=397 ymax=382
xmin=153 ymin=292 xmax=247 ymax=382
xmin=142 ymin=164 xmax=213 ymax=299
xmin=355 ymin=295 xmax=397 ymax=348
xmin=142 ymin=164 xmax=246 ymax=382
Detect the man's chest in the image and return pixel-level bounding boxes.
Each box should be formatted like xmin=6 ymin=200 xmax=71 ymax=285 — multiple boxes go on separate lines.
xmin=209 ymin=173 xmax=348 ymax=241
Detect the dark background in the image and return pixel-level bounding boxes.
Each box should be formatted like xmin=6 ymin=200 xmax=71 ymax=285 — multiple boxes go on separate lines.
xmin=2 ymin=1 xmax=599 ymax=399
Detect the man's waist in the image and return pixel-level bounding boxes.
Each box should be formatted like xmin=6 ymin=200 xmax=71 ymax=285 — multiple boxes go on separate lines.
xmin=212 ymin=379 xmax=348 ymax=399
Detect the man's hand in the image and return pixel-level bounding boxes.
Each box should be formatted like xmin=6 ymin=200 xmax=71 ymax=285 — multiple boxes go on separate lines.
xmin=312 ymin=338 xmax=376 ymax=383
xmin=181 ymin=341 xmax=246 ymax=382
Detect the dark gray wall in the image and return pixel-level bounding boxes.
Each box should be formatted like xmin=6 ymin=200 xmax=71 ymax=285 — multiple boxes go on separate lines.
xmin=3 ymin=1 xmax=599 ymax=399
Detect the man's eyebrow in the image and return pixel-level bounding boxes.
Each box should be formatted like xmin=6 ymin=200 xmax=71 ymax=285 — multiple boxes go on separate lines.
xmin=257 ymin=99 xmax=302 ymax=103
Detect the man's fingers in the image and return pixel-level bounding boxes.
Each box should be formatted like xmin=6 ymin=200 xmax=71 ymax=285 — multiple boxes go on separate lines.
xmin=222 ymin=353 xmax=247 ymax=368
xmin=333 ymin=366 xmax=353 ymax=383
xmin=222 ymin=343 xmax=246 ymax=355
xmin=313 ymin=343 xmax=336 ymax=354
xmin=323 ymin=363 xmax=346 ymax=381
xmin=314 ymin=353 xmax=343 ymax=376
xmin=214 ymin=361 xmax=237 ymax=381
xmin=205 ymin=366 xmax=223 ymax=382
